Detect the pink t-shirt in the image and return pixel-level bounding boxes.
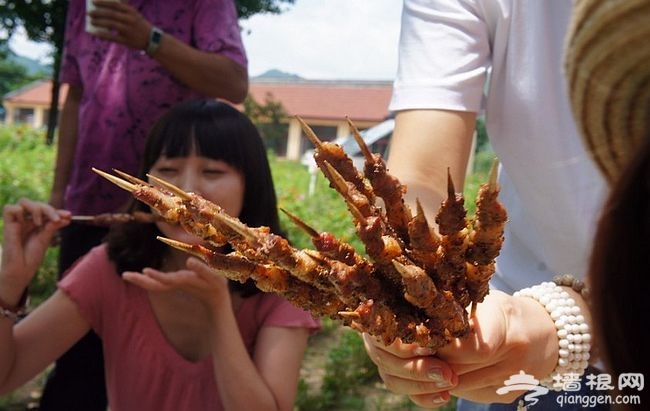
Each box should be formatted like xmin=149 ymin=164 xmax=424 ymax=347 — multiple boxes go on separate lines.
xmin=59 ymin=245 xmax=320 ymax=411
xmin=59 ymin=0 xmax=248 ymax=215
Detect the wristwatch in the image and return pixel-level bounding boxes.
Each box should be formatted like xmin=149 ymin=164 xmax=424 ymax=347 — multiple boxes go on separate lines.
xmin=145 ymin=26 xmax=163 ymax=56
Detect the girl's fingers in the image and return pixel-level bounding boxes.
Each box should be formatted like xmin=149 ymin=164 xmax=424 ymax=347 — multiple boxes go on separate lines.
xmin=3 ymin=204 xmax=24 ymax=222
xmin=9 ymin=198 xmax=71 ymax=227
xmin=122 ymin=271 xmax=171 ymax=292
xmin=143 ymin=267 xmax=198 ymax=285
xmin=129 ymin=267 xmax=207 ymax=293
xmin=185 ymin=257 xmax=220 ymax=281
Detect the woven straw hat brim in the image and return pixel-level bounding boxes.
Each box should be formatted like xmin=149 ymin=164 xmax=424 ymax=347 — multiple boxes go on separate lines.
xmin=565 ymin=0 xmax=650 ymax=183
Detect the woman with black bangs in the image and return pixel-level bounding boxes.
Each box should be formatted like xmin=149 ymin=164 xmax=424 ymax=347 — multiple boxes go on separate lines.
xmin=0 ymin=99 xmax=320 ymax=411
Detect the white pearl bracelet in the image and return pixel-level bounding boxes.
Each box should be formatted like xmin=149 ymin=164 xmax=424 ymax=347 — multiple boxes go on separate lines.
xmin=514 ymin=282 xmax=591 ymax=390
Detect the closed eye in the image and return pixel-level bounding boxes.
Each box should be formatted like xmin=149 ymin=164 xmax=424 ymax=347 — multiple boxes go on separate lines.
xmin=204 ymin=169 xmax=226 ymax=175
xmin=151 ymin=166 xmax=179 ymax=175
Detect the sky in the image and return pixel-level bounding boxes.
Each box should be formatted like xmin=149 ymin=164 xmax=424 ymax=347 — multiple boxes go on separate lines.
xmin=9 ymin=0 xmax=403 ymax=81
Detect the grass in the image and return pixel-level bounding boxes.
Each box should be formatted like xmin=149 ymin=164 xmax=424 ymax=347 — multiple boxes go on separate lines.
xmin=0 ymin=123 xmax=494 ymax=410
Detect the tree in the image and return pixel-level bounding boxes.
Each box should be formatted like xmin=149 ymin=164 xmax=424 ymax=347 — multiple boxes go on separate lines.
xmin=244 ymin=92 xmax=289 ymax=156
xmin=0 ymin=0 xmax=295 ymax=143
xmin=0 ymin=0 xmax=67 ymax=143
xmin=0 ymin=45 xmax=41 ymax=99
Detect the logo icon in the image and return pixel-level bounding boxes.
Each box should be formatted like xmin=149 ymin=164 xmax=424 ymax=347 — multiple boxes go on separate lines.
xmin=496 ymin=371 xmax=549 ymax=408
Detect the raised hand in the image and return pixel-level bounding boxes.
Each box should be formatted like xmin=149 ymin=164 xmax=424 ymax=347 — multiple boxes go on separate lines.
xmin=87 ymin=0 xmax=153 ymax=51
xmin=122 ymin=257 xmax=231 ymax=312
xmin=1 ymin=199 xmax=71 ymax=304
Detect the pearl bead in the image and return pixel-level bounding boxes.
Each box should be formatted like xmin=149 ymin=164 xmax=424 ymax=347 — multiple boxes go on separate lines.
xmin=516 ymin=281 xmax=591 ymax=390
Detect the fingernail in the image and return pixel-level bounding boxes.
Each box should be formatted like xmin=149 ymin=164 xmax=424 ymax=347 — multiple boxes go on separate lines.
xmin=428 ymin=367 xmax=453 ymax=388
xmin=432 ymin=394 xmax=448 ymax=404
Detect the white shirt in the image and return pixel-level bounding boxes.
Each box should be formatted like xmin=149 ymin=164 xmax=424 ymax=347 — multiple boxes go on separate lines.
xmin=390 ymin=0 xmax=608 ymax=293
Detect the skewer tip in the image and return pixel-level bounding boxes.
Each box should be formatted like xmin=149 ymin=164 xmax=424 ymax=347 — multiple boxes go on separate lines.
xmin=323 ymin=161 xmax=367 ymax=223
xmin=156 ymin=236 xmax=207 ymax=260
xmin=488 ymin=158 xmax=499 ymax=191
xmin=446 ymin=168 xmax=456 ymax=198
xmin=280 ymin=208 xmax=320 ymax=238
xmin=391 ymin=259 xmax=410 ymax=278
xmin=112 ymin=169 xmax=147 ymax=185
xmin=303 ymin=249 xmax=326 ymax=263
xmin=93 ymin=168 xmax=136 ymax=192
xmin=146 ymin=174 xmax=192 ymax=200
xmin=346 ymin=117 xmax=373 ymax=162
xmin=414 ymin=199 xmax=427 ymax=221
xmin=296 ymin=116 xmax=323 ymax=148
xmin=212 ymin=212 xmax=259 ymax=243
xmin=338 ymin=311 xmax=361 ymax=319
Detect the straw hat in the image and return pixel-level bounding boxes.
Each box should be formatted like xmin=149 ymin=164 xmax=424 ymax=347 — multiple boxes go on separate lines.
xmin=565 ymin=0 xmax=650 ymax=183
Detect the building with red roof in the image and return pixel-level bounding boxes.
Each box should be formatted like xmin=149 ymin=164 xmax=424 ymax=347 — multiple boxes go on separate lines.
xmin=2 ymin=77 xmax=393 ymax=161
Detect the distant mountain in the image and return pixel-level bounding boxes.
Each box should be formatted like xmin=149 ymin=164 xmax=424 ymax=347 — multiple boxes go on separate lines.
xmin=1 ymin=43 xmax=52 ymax=76
xmin=254 ymin=69 xmax=303 ymax=80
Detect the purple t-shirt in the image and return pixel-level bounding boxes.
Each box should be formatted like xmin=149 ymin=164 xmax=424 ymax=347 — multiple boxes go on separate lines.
xmin=59 ymin=245 xmax=320 ymax=410
xmin=60 ymin=0 xmax=248 ymax=214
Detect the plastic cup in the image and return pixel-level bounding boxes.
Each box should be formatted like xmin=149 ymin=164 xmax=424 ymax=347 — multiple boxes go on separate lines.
xmin=86 ymin=0 xmax=120 ymax=35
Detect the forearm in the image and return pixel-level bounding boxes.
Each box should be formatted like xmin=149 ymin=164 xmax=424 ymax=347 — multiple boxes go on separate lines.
xmin=0 ymin=318 xmax=18 ymax=394
xmin=0 ymin=292 xmax=89 ymax=395
xmin=208 ymin=307 xmax=281 ymax=411
xmin=387 ymin=109 xmax=477 ymax=221
xmin=150 ymin=33 xmax=248 ymax=103
xmin=0 ymin=273 xmax=21 ymax=388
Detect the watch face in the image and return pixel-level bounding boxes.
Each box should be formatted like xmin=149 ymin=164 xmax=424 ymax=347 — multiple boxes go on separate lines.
xmin=147 ymin=27 xmax=163 ymax=55
xmin=152 ymin=28 xmax=162 ymax=43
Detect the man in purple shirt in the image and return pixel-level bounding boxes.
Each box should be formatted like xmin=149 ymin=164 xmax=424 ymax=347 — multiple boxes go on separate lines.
xmin=44 ymin=0 xmax=248 ymax=409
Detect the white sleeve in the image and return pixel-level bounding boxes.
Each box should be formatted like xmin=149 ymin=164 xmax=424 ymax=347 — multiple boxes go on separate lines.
xmin=390 ymin=0 xmax=492 ymax=113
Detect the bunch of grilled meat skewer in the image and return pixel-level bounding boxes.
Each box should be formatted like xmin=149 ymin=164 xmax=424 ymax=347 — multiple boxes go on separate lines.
xmin=90 ymin=119 xmax=506 ymax=349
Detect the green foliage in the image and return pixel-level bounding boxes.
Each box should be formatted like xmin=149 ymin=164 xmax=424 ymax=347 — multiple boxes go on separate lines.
xmin=464 ymin=143 xmax=496 ymax=216
xmin=0 ymin=54 xmax=41 ymax=98
xmin=475 ymin=117 xmax=490 ymax=153
xmin=245 ymin=94 xmax=289 ymax=156
xmin=271 ymin=156 xmax=364 ymax=253
xmin=0 ymin=124 xmax=58 ymax=305
xmin=0 ymin=124 xmax=54 ymax=208
xmin=235 ymin=0 xmax=296 ymax=19
xmin=295 ymin=330 xmax=380 ymax=411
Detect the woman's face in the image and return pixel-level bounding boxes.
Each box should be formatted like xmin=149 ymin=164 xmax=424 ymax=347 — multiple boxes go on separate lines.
xmin=149 ymin=153 xmax=245 ymax=244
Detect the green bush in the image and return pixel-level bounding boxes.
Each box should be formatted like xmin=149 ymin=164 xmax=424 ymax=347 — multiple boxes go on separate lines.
xmin=295 ymin=330 xmax=379 ymax=411
xmin=0 ymin=125 xmax=58 ymax=305
xmin=272 ymin=157 xmax=363 ymax=253
xmin=0 ymin=125 xmax=54 ymax=207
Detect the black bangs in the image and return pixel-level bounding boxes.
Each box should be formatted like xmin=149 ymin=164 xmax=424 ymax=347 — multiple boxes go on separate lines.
xmin=139 ymin=100 xmax=252 ymax=178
